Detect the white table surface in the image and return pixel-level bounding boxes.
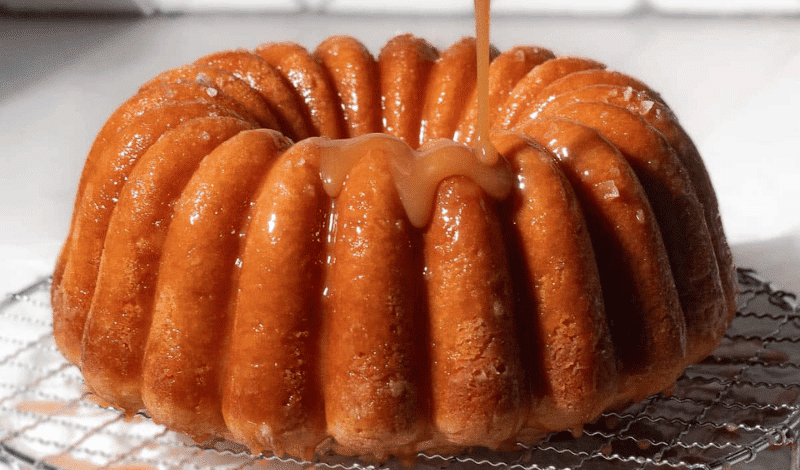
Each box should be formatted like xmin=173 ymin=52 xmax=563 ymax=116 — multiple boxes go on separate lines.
xmin=1 ymin=11 xmax=800 ymax=469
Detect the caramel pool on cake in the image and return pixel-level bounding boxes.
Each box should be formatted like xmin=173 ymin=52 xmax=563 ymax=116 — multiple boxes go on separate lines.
xmin=52 ymin=30 xmax=735 ymax=462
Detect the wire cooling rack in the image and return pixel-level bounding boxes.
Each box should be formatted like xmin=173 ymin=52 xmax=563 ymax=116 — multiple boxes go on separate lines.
xmin=1 ymin=268 xmax=799 ymax=470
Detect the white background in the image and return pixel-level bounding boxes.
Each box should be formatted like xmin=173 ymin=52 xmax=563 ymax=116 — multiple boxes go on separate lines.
xmin=3 ymin=0 xmax=800 ymax=14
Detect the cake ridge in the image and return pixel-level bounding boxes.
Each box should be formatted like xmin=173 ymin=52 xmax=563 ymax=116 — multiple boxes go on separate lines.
xmin=81 ymin=115 xmax=256 ymax=412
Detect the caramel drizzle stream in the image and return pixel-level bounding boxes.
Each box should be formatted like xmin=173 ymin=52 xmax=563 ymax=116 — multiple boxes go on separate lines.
xmin=474 ymin=0 xmax=498 ymax=165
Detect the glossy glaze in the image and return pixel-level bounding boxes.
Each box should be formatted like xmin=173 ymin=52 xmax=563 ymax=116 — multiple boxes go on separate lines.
xmin=52 ymin=34 xmax=736 ymax=461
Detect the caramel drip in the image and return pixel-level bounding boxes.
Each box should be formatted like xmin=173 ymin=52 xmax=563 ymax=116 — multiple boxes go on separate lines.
xmin=474 ymin=0 xmax=498 ymax=165
xmin=317 ymin=133 xmax=513 ymax=228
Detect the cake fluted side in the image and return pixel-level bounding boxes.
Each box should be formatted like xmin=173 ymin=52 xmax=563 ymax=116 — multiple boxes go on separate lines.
xmin=51 ymin=34 xmax=736 ymax=461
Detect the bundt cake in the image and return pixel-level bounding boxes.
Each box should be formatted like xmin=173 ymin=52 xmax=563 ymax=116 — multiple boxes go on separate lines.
xmin=51 ymin=33 xmax=736 ymax=462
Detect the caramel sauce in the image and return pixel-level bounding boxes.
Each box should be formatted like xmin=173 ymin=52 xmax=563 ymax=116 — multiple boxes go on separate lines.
xmin=41 ymin=454 xmax=101 ymax=470
xmin=16 ymin=400 xmax=74 ymax=416
xmin=317 ymin=133 xmax=513 ymax=228
xmin=316 ymin=0 xmax=508 ymax=229
xmin=474 ymin=0 xmax=498 ymax=165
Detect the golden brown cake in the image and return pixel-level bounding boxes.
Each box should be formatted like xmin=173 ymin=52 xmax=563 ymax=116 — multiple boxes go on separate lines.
xmin=51 ymin=34 xmax=736 ymax=462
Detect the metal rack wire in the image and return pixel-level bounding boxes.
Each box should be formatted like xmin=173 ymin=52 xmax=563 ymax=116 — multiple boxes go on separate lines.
xmin=1 ymin=269 xmax=799 ymax=470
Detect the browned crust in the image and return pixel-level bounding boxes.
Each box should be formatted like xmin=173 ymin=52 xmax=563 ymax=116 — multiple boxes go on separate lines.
xmin=315 ymin=36 xmax=382 ymax=138
xmin=53 ymin=77 xmax=266 ymax=292
xmin=322 ymin=144 xmax=424 ymax=458
xmin=81 ymin=116 xmax=253 ymax=413
xmin=499 ymin=56 xmax=605 ymax=129
xmin=546 ymin=101 xmax=727 ymax=361
xmin=52 ymin=101 xmax=243 ymax=365
xmin=492 ymin=132 xmax=617 ymax=437
xmin=222 ymin=138 xmax=328 ymax=460
xmin=141 ymin=129 xmax=291 ymax=439
xmin=140 ymin=64 xmax=280 ymax=130
xmin=419 ymin=37 xmax=480 ymax=144
xmin=519 ymin=117 xmax=688 ymax=405
xmin=532 ymin=83 xmax=736 ymax=360
xmin=255 ymin=42 xmax=346 ymax=139
xmin=534 ymin=69 xmax=665 ymax=106
xmin=378 ymin=34 xmax=439 ymax=149
xmin=196 ymin=50 xmax=312 ymax=141
xmin=424 ymin=175 xmax=523 ymax=448
xmin=455 ymin=46 xmax=554 ymax=144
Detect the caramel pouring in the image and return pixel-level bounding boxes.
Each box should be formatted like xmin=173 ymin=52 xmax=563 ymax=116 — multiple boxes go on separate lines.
xmin=474 ymin=0 xmax=499 ymax=165
xmin=318 ymin=0 xmax=507 ymax=228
